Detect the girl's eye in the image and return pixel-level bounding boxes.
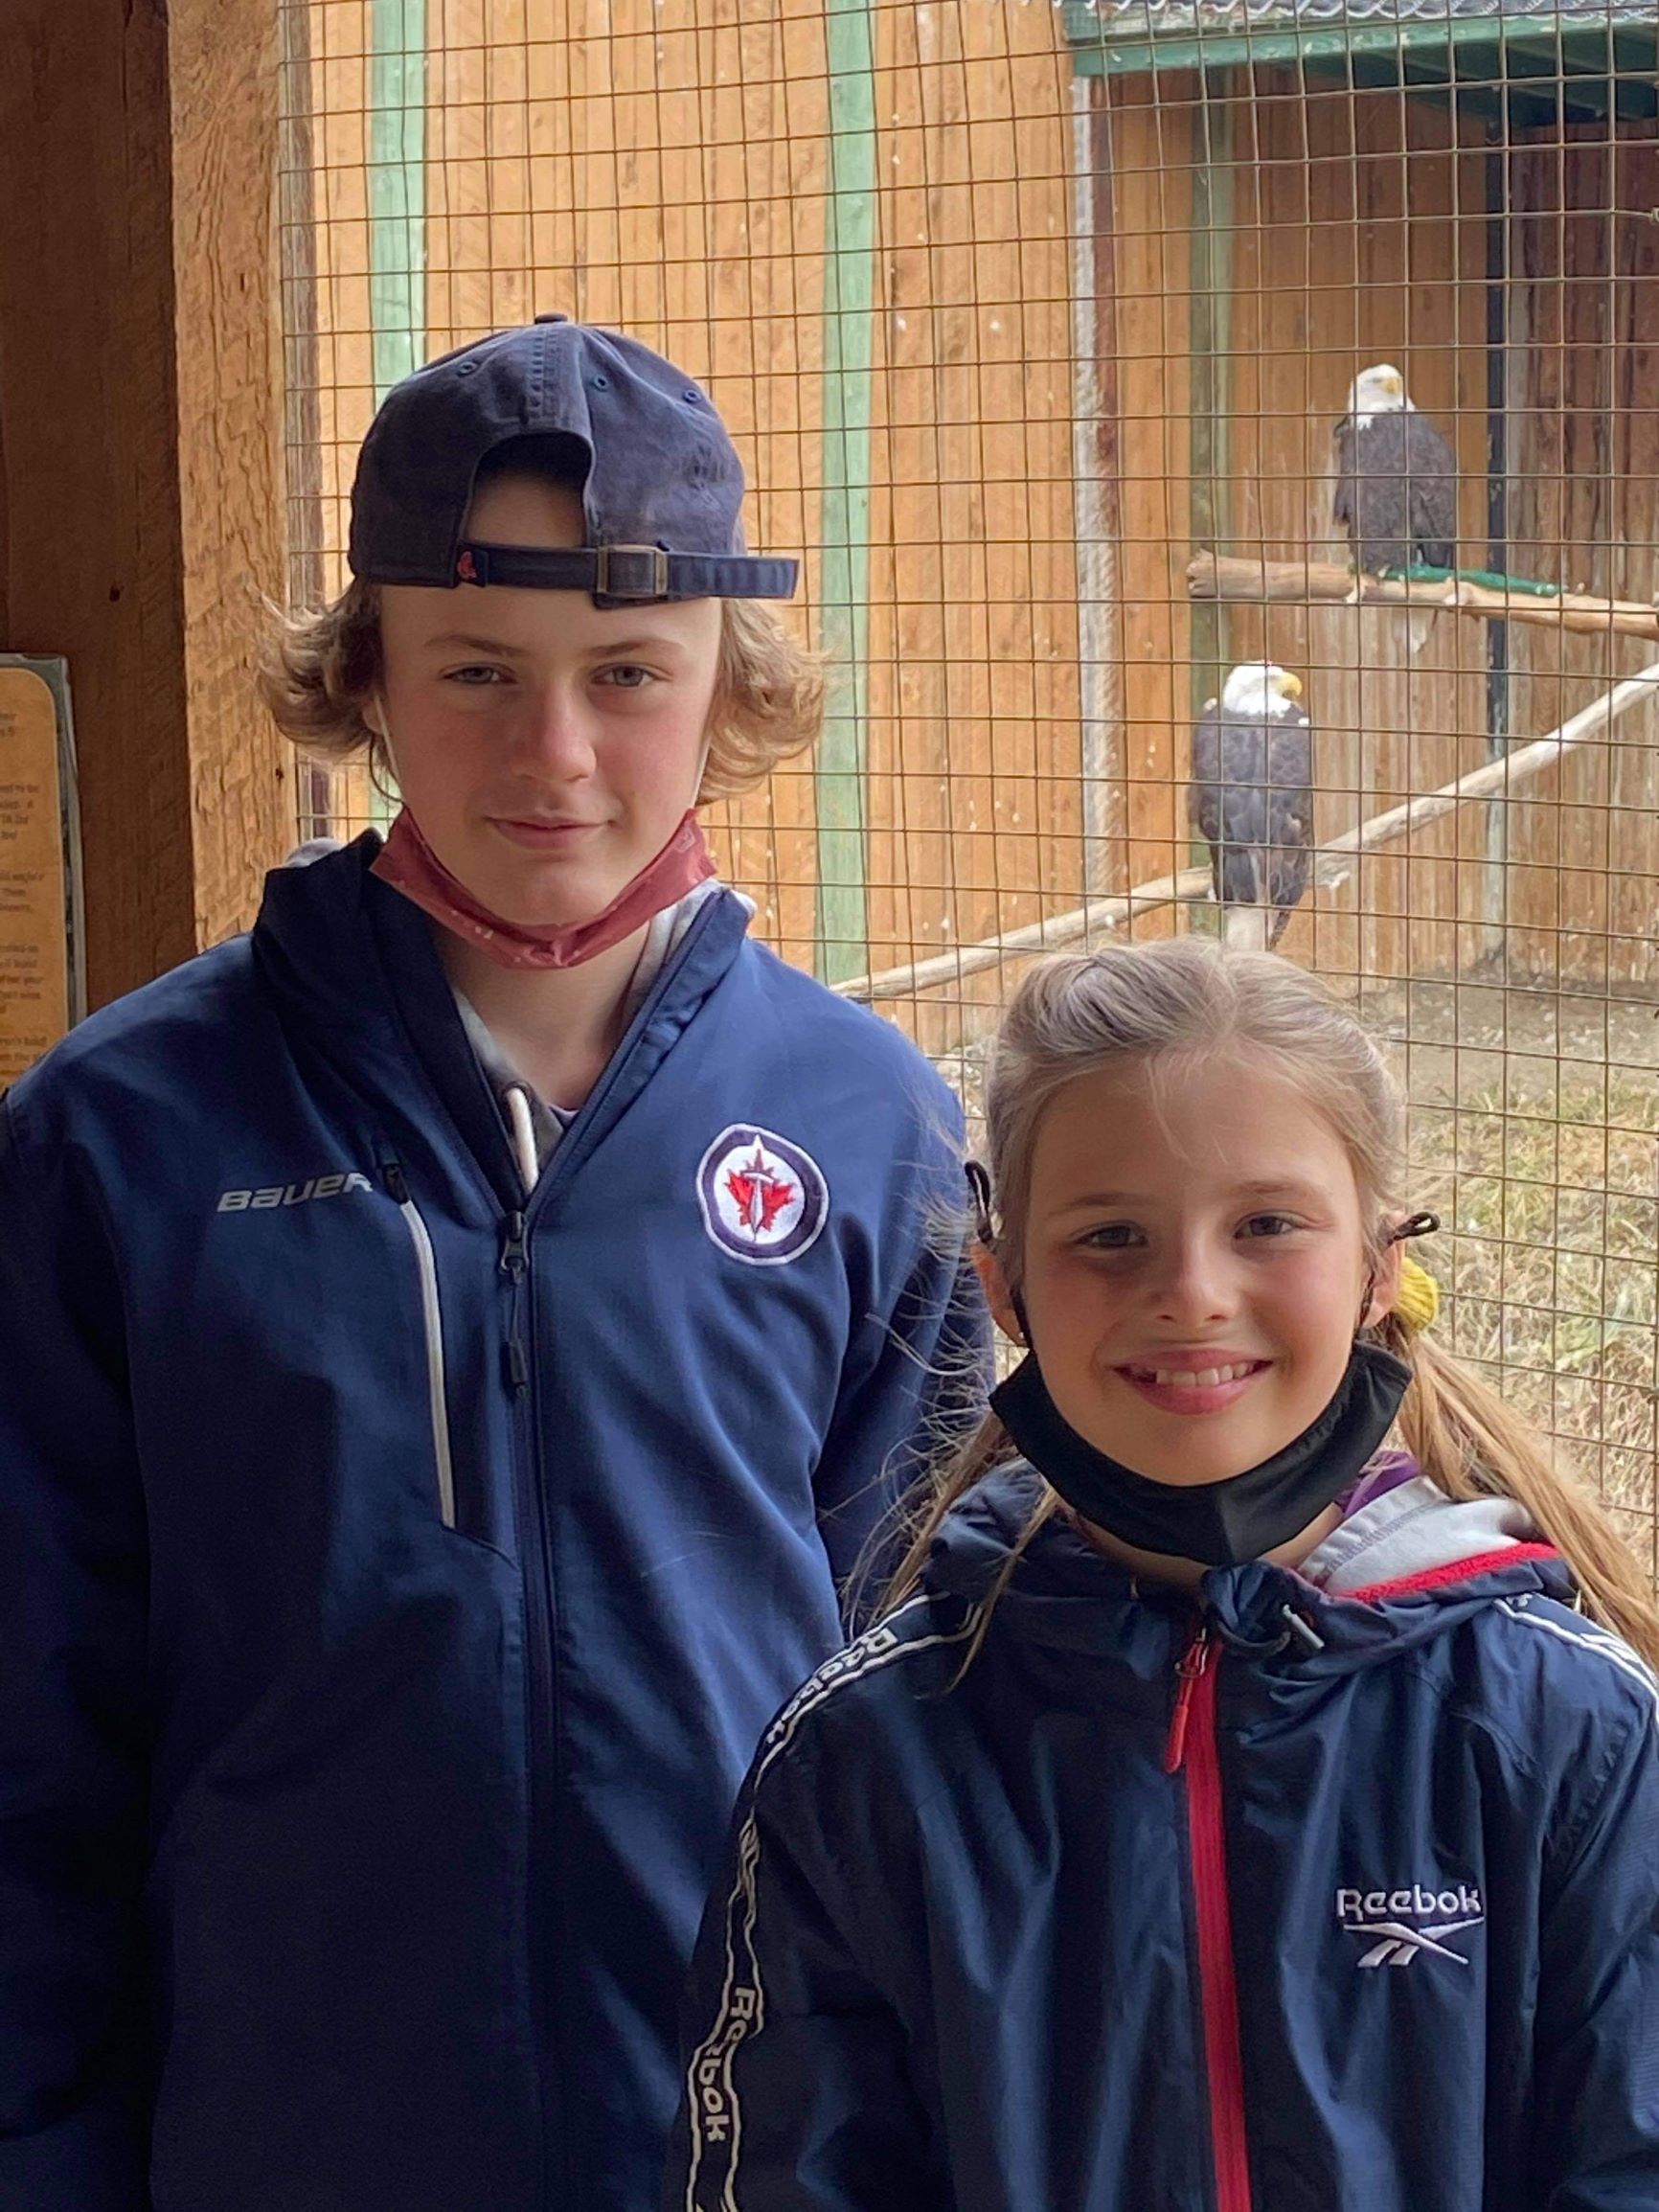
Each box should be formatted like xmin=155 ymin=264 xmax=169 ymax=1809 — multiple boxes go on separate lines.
xmin=596 ymin=664 xmax=656 ymax=690
xmin=1079 ymin=1223 xmax=1144 ymax=1252
xmin=444 ymin=664 xmax=508 ymax=687
xmin=1240 ymin=1213 xmax=1300 ymax=1240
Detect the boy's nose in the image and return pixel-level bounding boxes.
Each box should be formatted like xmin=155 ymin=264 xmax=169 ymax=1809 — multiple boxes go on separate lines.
xmin=514 ymin=693 xmax=597 ymax=778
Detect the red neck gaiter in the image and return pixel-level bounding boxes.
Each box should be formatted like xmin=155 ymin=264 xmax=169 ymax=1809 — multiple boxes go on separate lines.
xmin=371 ymin=807 xmax=716 ymax=970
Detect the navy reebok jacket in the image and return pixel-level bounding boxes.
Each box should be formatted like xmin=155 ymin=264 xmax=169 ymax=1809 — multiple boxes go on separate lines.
xmin=0 ymin=837 xmax=976 ymax=2212
xmin=670 ymin=1464 xmax=1659 ymax=2211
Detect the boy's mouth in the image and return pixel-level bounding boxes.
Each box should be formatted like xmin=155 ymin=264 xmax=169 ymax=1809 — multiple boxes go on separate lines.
xmin=1116 ymin=1357 xmax=1270 ymax=1416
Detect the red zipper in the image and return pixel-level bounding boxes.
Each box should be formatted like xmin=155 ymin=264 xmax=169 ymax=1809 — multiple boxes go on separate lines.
xmin=1167 ymin=1629 xmax=1254 ymax=2212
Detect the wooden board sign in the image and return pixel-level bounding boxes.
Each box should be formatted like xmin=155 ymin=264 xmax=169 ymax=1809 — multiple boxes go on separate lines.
xmin=0 ymin=658 xmax=83 ymax=1084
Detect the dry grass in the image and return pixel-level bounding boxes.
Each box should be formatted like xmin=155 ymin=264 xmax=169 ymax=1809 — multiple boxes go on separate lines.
xmin=1366 ymin=977 xmax=1659 ymax=1580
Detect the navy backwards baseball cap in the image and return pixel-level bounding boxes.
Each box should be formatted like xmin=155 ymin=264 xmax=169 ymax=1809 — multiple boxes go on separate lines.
xmin=347 ymin=314 xmax=799 ymax=607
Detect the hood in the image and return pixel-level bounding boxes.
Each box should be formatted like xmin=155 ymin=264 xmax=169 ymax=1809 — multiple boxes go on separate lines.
xmin=1299 ymin=1471 xmax=1545 ymax=1597
xmin=923 ymin=1461 xmax=1571 ymax=1678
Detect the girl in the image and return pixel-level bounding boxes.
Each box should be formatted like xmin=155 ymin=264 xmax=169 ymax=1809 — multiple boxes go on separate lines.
xmin=669 ymin=936 xmax=1659 ymax=2212
xmin=0 ymin=319 xmax=978 ymax=2212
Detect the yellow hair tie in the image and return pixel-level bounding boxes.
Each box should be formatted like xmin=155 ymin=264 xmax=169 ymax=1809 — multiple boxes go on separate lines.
xmin=1394 ymin=1253 xmax=1441 ymax=1334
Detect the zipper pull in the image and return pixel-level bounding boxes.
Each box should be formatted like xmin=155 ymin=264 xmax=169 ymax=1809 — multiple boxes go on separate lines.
xmin=1165 ymin=1626 xmax=1214 ymax=1774
xmin=505 ymin=1335 xmax=529 ymax=1393
xmin=499 ymin=1210 xmax=528 ymax=1279
xmin=383 ymin=1159 xmax=411 ymax=1206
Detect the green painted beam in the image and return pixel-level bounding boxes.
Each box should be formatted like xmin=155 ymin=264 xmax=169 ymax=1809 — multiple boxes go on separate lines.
xmin=1061 ymin=8 xmax=1658 ymax=124
xmin=370 ymin=0 xmax=427 ymax=405
xmin=813 ymin=0 xmax=876 ymax=986
xmin=367 ymin=0 xmax=427 ymax=825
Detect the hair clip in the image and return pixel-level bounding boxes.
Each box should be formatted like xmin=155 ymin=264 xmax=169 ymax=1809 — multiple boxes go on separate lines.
xmin=966 ymin=1159 xmax=996 ymax=1246
xmin=1388 ymin=1210 xmax=1441 ymax=1244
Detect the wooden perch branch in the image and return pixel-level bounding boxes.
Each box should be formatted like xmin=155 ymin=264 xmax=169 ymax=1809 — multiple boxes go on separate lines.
xmin=1189 ymin=553 xmax=1659 ymax=641
xmin=837 ymin=662 xmax=1659 ymax=1006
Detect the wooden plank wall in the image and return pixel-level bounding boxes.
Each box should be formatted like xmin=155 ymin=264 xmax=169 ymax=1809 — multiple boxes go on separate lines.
xmin=296 ymin=22 xmax=1658 ymax=1014
xmin=1108 ymin=71 xmax=1658 ymax=994
xmin=3 ymin=0 xmax=288 ymax=1009
xmin=1503 ymin=123 xmax=1659 ymax=992
xmin=1112 ymin=66 xmax=1493 ymax=988
xmin=300 ymin=0 xmax=1081 ymax=1045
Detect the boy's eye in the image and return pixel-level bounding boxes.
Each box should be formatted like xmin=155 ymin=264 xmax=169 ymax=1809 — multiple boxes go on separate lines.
xmin=444 ymin=664 xmax=508 ymax=687
xmin=1240 ymin=1213 xmax=1300 ymax=1240
xmin=596 ymin=664 xmax=656 ymax=690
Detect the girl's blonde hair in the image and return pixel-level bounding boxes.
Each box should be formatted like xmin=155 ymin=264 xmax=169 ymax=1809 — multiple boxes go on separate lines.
xmin=260 ymin=444 xmax=824 ymax=800
xmin=892 ymin=935 xmax=1659 ymax=1670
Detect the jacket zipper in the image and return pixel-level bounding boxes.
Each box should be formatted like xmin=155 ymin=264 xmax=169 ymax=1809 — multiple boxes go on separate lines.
xmin=1167 ymin=1627 xmax=1253 ymax=2212
xmin=383 ymin=1161 xmax=457 ymax=1530
xmin=499 ymin=1204 xmax=557 ymax=2200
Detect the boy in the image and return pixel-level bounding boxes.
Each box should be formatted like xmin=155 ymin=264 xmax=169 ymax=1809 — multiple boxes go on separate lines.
xmin=0 ymin=319 xmax=978 ymax=2211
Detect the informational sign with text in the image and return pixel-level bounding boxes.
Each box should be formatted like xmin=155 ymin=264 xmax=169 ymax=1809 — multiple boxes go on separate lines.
xmin=0 ymin=657 xmax=84 ymax=1085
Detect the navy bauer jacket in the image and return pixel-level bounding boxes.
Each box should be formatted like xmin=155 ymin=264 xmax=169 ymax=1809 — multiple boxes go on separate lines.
xmin=670 ymin=1465 xmax=1659 ymax=2212
xmin=0 ymin=838 xmax=975 ymax=2212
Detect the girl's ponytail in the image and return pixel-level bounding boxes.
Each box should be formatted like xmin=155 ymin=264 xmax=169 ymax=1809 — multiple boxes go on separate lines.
xmin=882 ymin=1407 xmax=1043 ymax=1619
xmin=1382 ymin=1310 xmax=1659 ymax=1672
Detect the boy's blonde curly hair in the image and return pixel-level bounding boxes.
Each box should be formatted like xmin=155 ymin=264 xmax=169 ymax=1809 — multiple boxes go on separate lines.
xmin=261 ymin=580 xmax=824 ymax=804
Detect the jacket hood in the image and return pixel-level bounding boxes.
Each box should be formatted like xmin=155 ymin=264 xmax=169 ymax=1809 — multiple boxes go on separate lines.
xmin=923 ymin=1461 xmax=1572 ymax=1677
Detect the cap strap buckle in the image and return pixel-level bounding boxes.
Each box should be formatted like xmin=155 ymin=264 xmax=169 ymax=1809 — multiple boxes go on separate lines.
xmin=594 ymin=544 xmax=671 ymax=602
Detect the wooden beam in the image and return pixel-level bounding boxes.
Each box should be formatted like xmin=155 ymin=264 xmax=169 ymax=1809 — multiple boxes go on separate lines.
xmin=1190 ymin=552 xmax=1659 ymax=641
xmin=0 ymin=0 xmax=288 ymax=1009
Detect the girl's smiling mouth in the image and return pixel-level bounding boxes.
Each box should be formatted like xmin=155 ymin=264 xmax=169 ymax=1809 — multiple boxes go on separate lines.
xmin=1116 ymin=1357 xmax=1271 ymax=1416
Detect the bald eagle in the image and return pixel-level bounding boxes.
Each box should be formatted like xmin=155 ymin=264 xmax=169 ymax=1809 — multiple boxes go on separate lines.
xmin=1333 ymin=363 xmax=1460 ymax=655
xmin=1190 ymin=662 xmax=1314 ymax=953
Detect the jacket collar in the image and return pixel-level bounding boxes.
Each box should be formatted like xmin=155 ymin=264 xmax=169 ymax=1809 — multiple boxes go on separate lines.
xmin=923 ymin=1462 xmax=1571 ymax=1677
xmin=251 ymin=833 xmax=751 ymax=1212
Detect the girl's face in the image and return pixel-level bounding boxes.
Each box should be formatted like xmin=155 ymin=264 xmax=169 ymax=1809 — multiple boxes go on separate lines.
xmin=373 ymin=474 xmax=722 ymax=926
xmin=983 ymin=1052 xmax=1398 ymax=1489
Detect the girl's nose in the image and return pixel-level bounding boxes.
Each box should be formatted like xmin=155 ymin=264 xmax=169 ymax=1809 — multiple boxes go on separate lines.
xmin=1150 ymin=1240 xmax=1234 ymax=1326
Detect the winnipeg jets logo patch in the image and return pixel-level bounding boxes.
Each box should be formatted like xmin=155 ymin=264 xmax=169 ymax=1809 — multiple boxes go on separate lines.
xmin=697 ymin=1125 xmax=829 ymax=1266
xmin=1336 ymin=1882 xmax=1485 ymax=1970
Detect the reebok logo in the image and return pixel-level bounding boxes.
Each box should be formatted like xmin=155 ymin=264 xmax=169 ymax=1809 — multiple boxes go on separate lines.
xmin=216 ymin=1172 xmax=374 ymax=1214
xmin=1335 ymin=1882 xmax=1485 ymax=1969
xmin=689 ymin=1983 xmax=759 ymax=2144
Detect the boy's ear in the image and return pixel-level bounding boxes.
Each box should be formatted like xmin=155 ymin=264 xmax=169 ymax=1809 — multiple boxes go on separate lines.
xmin=362 ymin=691 xmax=388 ymax=741
xmin=971 ymin=1242 xmax=1027 ymax=1348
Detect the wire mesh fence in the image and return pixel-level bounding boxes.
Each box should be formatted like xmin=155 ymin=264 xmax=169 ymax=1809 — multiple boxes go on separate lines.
xmin=278 ymin=0 xmax=1659 ymax=1570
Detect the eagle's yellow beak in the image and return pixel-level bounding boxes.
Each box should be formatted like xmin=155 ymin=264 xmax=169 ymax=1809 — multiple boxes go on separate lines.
xmin=1383 ymin=371 xmax=1404 ymax=395
xmin=1279 ymin=673 xmax=1303 ymax=699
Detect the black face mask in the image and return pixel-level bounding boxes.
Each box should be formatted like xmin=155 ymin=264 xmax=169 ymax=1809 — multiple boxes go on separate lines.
xmin=989 ymin=1339 xmax=1412 ymax=1568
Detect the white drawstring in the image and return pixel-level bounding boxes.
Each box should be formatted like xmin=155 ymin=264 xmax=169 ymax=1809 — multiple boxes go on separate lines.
xmin=505 ymin=1084 xmax=539 ymax=1197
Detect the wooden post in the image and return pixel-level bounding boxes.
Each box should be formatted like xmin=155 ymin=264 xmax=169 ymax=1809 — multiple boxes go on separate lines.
xmin=1188 ymin=79 xmax=1234 ymax=760
xmin=0 ymin=0 xmax=288 ymax=1010
xmin=1071 ymin=74 xmax=1127 ymax=899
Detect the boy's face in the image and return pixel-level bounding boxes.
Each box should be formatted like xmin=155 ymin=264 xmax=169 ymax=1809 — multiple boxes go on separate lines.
xmin=373 ymin=473 xmax=721 ymax=925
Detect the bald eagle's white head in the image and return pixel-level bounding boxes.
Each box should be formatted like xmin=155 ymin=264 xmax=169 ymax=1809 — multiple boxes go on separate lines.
xmin=1346 ymin=362 xmax=1414 ymax=426
xmin=1220 ymin=662 xmax=1304 ymax=719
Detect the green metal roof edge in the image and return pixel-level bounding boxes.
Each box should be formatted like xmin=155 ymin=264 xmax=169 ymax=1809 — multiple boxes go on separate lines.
xmin=1062 ymin=10 xmax=1655 ymax=77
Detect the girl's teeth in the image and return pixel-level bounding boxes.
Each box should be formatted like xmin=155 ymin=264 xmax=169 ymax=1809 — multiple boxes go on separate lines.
xmin=1148 ymin=1362 xmax=1252 ymax=1387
